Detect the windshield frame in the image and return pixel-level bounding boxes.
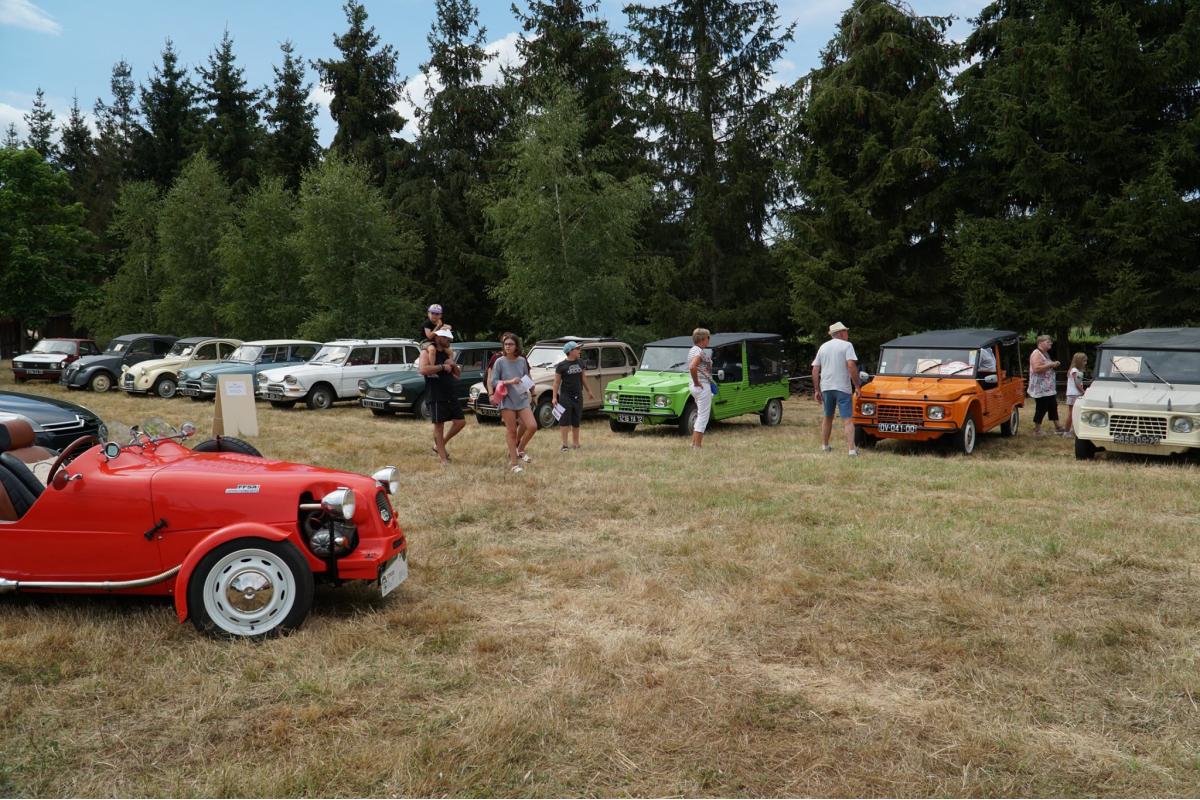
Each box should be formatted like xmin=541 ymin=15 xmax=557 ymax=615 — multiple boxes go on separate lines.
xmin=104 ymin=340 xmax=131 ymax=354
xmin=166 ymin=342 xmax=196 ymax=358
xmin=639 ymin=346 xmax=696 ymax=373
xmin=309 ymin=345 xmax=350 ymax=365
xmin=32 ymin=339 xmax=75 ymax=355
xmin=1094 ymin=347 xmax=1200 ymax=386
xmin=876 ymin=347 xmax=981 ymax=378
xmin=526 ymin=347 xmax=567 ymax=369
xmin=227 ymin=344 xmax=264 ymax=364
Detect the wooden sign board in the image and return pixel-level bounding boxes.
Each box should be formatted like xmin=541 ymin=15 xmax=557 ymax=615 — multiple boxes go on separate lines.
xmin=213 ymin=374 xmax=259 ymax=438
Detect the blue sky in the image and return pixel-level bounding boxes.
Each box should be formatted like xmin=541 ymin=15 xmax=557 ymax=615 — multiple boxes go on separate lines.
xmin=0 ymin=0 xmax=988 ymax=145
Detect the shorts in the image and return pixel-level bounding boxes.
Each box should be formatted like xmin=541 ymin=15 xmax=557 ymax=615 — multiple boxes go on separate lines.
xmin=1066 ymin=395 xmax=1079 ymax=406
xmin=559 ymin=395 xmax=582 ymax=427
xmin=821 ymin=389 xmax=853 ymax=418
xmin=431 ymin=399 xmax=464 ymax=423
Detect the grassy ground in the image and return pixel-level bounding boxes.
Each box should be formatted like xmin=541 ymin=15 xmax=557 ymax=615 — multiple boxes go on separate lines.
xmin=1 ymin=366 xmax=1198 ymax=796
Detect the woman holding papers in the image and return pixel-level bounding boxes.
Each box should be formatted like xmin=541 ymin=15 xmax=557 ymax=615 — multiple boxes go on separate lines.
xmin=488 ymin=332 xmax=538 ymax=474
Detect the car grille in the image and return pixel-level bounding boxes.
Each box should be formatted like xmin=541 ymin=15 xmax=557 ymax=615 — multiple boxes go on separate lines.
xmin=618 ymin=394 xmax=650 ymax=413
xmin=366 ymin=388 xmax=389 ymax=400
xmin=1110 ymin=415 xmax=1167 ymax=439
xmin=376 ymin=490 xmax=394 ymax=524
xmin=266 ymin=382 xmax=286 ymax=394
xmin=41 ymin=415 xmax=85 ymax=432
xmin=121 ymin=373 xmax=134 ymax=389
xmin=877 ymin=404 xmax=924 ymax=424
xmin=180 ymin=379 xmax=204 ymax=392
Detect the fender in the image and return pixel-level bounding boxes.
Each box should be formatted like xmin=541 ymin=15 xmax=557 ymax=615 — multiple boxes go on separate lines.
xmin=172 ymin=522 xmax=291 ymax=622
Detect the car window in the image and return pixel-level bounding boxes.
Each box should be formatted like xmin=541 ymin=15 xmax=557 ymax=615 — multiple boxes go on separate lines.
xmin=194 ymin=343 xmax=218 ymax=360
xmin=217 ymin=342 xmax=237 ymax=359
xmin=379 ymin=346 xmax=410 ymax=365
xmin=127 ymin=339 xmax=153 ymax=356
xmin=153 ymin=339 xmax=173 ymax=356
xmin=579 ymin=348 xmax=599 ymax=370
xmin=746 ymin=340 xmax=784 ymax=384
xmin=256 ymin=346 xmax=277 ymax=363
xmin=292 ymin=344 xmax=317 ymax=361
xmin=455 ymin=349 xmax=486 ymax=370
xmin=81 ymin=342 xmax=99 ymax=355
xmin=601 ymin=347 xmax=627 ymax=368
xmin=713 ymin=344 xmax=743 ymax=383
xmin=348 ymin=347 xmax=376 ymax=366
xmin=999 ymin=341 xmax=1022 ymax=378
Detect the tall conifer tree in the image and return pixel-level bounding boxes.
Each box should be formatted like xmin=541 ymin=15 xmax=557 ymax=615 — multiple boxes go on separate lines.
xmin=23 ymin=87 xmax=58 ymax=162
xmin=263 ymin=41 xmax=320 ymax=191
xmin=197 ymin=30 xmax=261 ymax=192
xmin=137 ymin=40 xmax=201 ymax=189
xmin=58 ymin=96 xmax=95 ymax=204
xmin=2 ymin=124 xmax=19 ymax=149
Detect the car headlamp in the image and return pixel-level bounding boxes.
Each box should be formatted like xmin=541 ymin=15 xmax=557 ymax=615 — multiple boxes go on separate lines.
xmin=199 ymin=372 xmax=213 ymax=382
xmin=1171 ymin=416 xmax=1193 ymax=434
xmin=321 ymin=487 xmax=356 ymax=521
xmin=387 ymin=382 xmax=405 ymax=394
xmin=928 ymin=406 xmax=945 ymax=420
xmin=372 ymin=466 xmax=400 ymax=495
xmin=57 ymin=360 xmax=66 ymax=369
xmin=256 ymin=373 xmax=268 ymax=384
xmin=606 ymin=391 xmax=618 ymax=405
xmin=357 ymin=379 xmax=368 ymax=392
xmin=654 ymin=394 xmax=669 ymax=408
xmin=1086 ymin=411 xmax=1108 ymax=427
xmin=284 ymin=375 xmax=298 ymax=385
xmin=860 ymin=402 xmax=876 ymax=416
xmin=469 ymin=385 xmax=481 ymax=400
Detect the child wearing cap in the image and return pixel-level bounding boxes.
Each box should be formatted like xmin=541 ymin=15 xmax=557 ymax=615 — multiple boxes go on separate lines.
xmin=553 ymin=341 xmax=595 ymax=451
xmin=421 ymin=304 xmax=447 ymax=349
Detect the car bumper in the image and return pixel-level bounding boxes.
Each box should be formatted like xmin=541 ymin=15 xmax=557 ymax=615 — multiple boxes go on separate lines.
xmin=602 ymin=405 xmax=680 ymax=424
xmin=360 ymin=396 xmax=412 ymax=411
xmin=852 ymin=418 xmax=960 ymax=441
xmin=120 ymin=372 xmax=156 ymax=393
xmin=178 ymin=381 xmax=215 ymax=398
xmin=12 ymin=367 xmax=65 ymax=380
xmin=258 ymin=383 xmax=308 ymax=401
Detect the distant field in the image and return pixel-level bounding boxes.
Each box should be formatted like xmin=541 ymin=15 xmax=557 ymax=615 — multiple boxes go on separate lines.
xmin=1 ymin=365 xmax=1198 ymax=796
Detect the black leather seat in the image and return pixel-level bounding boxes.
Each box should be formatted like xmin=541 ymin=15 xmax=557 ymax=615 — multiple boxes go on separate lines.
xmin=0 ymin=461 xmax=35 ymax=521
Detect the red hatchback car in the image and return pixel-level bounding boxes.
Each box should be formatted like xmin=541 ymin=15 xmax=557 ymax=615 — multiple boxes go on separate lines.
xmin=0 ymin=418 xmax=408 ymax=639
xmin=11 ymin=338 xmax=100 ymax=382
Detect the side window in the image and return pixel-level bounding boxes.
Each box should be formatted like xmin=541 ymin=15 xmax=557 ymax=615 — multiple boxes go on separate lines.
xmin=81 ymin=342 xmax=99 ymax=355
xmin=194 ymin=343 xmax=218 ymax=360
xmin=152 ymin=339 xmax=173 ymax=356
xmin=746 ymin=341 xmax=784 ymax=384
xmin=378 ymin=346 xmax=408 ymax=365
xmin=1000 ymin=342 xmax=1022 ymax=378
xmin=348 ymin=347 xmax=376 ymax=366
xmin=456 ymin=349 xmax=484 ymax=370
xmin=713 ymin=344 xmax=743 ymax=383
xmin=292 ymin=344 xmax=317 ymax=361
xmin=403 ymin=346 xmax=421 ymax=364
xmin=217 ymin=342 xmax=237 ymax=359
xmin=601 ymin=347 xmax=626 ymax=368
xmin=579 ymin=348 xmax=600 ymax=370
xmin=259 ymin=346 xmax=280 ymax=363
xmin=127 ymin=339 xmax=153 ymax=356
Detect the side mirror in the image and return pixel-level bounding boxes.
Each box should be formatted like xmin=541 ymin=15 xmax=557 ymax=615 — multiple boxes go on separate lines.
xmin=717 ymin=369 xmax=726 ymax=382
xmin=859 ymin=370 xmax=872 ymax=384
xmin=983 ymin=374 xmax=998 ymax=385
xmin=180 ymin=422 xmax=197 ymax=438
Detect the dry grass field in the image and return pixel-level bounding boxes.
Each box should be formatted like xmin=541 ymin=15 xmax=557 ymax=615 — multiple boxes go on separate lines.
xmin=1 ymin=365 xmax=1199 ymax=797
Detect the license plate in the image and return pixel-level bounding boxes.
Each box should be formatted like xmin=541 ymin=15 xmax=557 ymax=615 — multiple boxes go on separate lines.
xmin=380 ymin=554 xmax=408 ymax=597
xmin=617 ymin=413 xmax=644 ymax=424
xmin=878 ymin=422 xmax=918 ymax=433
xmin=362 ymin=399 xmax=386 ymax=409
xmin=26 ymin=369 xmax=43 ymax=375
xmin=179 ymin=387 xmax=198 ymax=396
xmin=477 ymin=406 xmax=499 ymax=416
xmin=267 ymin=392 xmax=284 ymax=401
xmin=1114 ymin=433 xmax=1161 ymax=445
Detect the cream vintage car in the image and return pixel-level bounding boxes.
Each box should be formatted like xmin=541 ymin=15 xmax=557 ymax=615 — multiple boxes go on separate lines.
xmin=120 ymin=336 xmax=241 ymax=399
xmin=1074 ymin=327 xmax=1200 ymax=460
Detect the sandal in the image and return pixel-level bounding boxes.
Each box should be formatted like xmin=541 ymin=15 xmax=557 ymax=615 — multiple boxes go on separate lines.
xmin=510 ymin=465 xmax=524 ymax=474
xmin=518 ymin=451 xmax=532 ymax=463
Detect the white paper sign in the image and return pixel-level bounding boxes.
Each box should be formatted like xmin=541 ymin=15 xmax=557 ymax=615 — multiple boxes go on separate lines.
xmin=224 ymin=380 xmax=249 ymax=397
xmin=214 ymin=374 xmax=259 ymax=437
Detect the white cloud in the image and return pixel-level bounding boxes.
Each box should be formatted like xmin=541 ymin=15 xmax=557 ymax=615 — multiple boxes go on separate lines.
xmin=0 ymin=102 xmax=27 ymax=139
xmin=0 ymin=0 xmax=61 ymax=34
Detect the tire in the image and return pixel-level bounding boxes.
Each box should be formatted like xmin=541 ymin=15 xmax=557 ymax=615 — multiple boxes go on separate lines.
xmin=269 ymin=400 xmax=296 ymax=409
xmin=414 ymin=393 xmax=433 ymax=421
xmin=1075 ymin=436 xmax=1097 ymax=461
xmin=535 ymin=396 xmax=556 ymax=429
xmin=954 ymin=416 xmax=978 ymax=455
xmin=153 ymin=375 xmax=178 ymax=399
xmin=370 ymin=408 xmax=394 ymax=418
xmin=609 ymin=417 xmax=637 ymax=433
xmin=192 ymin=436 xmax=263 ymax=457
xmin=677 ymin=400 xmax=697 ymax=435
xmin=306 ymin=384 xmax=335 ymax=410
xmin=186 ymin=538 xmax=313 ymax=640
xmin=1000 ymin=407 xmax=1019 ymax=437
xmin=88 ymin=372 xmax=113 ymax=393
xmin=854 ymin=425 xmax=878 ymax=449
xmin=759 ymin=398 xmax=783 ymax=426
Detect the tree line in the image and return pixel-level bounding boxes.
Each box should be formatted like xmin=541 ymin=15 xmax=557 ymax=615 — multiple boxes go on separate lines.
xmin=2 ymin=0 xmax=1197 ymax=358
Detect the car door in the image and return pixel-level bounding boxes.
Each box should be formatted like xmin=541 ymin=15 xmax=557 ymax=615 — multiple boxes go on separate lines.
xmin=122 ymin=338 xmax=156 ymax=368
xmin=711 ymin=343 xmax=745 ymax=416
xmin=339 ymin=346 xmax=378 ymax=397
xmin=579 ymin=347 xmax=602 ymax=409
xmin=289 ymin=343 xmax=318 ymax=363
xmin=217 ymin=341 xmax=238 ymax=360
xmin=191 ymin=341 xmax=219 ymax=367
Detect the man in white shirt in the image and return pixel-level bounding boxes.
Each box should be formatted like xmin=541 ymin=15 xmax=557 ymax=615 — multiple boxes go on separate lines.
xmin=812 ymin=321 xmax=861 ymax=456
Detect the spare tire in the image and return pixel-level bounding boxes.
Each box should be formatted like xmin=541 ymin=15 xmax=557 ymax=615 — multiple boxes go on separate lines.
xmin=192 ymin=436 xmax=263 ymax=458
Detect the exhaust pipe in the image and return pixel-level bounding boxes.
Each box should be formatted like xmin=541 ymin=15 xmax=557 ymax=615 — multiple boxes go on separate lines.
xmin=0 ymin=565 xmax=181 ymax=594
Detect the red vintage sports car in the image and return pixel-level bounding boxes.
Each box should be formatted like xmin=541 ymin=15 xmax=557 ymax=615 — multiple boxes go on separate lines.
xmin=0 ymin=417 xmax=407 ymax=639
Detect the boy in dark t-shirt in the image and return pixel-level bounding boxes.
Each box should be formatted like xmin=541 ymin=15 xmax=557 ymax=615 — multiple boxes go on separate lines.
xmin=421 ymin=304 xmax=445 ymax=349
xmin=552 ymin=341 xmax=595 ymax=450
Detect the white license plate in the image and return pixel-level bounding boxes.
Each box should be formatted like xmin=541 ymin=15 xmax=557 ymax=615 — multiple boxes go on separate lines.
xmin=180 ymin=388 xmax=198 ymax=396
xmin=1114 ymin=433 xmax=1161 ymax=445
xmin=26 ymin=369 xmax=44 ymax=375
xmin=362 ymin=399 xmax=387 ymax=409
xmin=617 ymin=413 xmax=644 ymax=424
xmin=878 ymin=422 xmax=918 ymax=433
xmin=380 ymin=554 xmax=408 ymax=597
xmin=267 ymin=392 xmax=284 ymax=401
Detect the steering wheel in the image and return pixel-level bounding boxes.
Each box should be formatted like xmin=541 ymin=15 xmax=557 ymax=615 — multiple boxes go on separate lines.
xmin=46 ymin=435 xmax=101 ymax=485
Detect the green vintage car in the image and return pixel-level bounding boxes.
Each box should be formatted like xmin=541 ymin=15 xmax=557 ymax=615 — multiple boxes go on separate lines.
xmin=603 ymin=333 xmax=789 ymax=433
xmin=358 ymin=341 xmax=502 ymax=419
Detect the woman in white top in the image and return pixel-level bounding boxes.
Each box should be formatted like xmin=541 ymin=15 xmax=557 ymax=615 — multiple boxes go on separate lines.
xmin=1064 ymin=352 xmax=1087 ymax=434
xmin=688 ymin=328 xmax=713 ymax=449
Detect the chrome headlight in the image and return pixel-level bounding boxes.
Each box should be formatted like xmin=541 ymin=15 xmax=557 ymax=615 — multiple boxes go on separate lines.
xmin=372 ymin=466 xmax=400 ymax=495
xmin=606 ymin=391 xmax=618 ymax=405
xmin=199 ymin=372 xmax=213 ymax=382
xmin=256 ymin=373 xmax=268 ymax=385
xmin=387 ymin=382 xmax=405 ymax=395
xmin=1086 ymin=411 xmax=1108 ymax=427
xmin=283 ymin=375 xmax=298 ymax=385
xmin=57 ymin=360 xmax=66 ymax=369
xmin=653 ymin=394 xmax=669 ymax=408
xmin=357 ymin=379 xmax=368 ymax=392
xmin=321 ymin=487 xmax=356 ymax=520
xmin=928 ymin=406 xmax=945 ymax=420
xmin=860 ymin=402 xmax=876 ymax=416
xmin=469 ymin=385 xmax=481 ymax=400
xmin=1171 ymin=416 xmax=1193 ymax=434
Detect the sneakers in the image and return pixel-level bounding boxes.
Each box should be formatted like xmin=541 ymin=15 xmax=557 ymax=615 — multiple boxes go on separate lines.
xmin=848 ymin=449 xmax=859 ymax=457
xmin=821 ymin=444 xmax=833 ymax=453
xmin=518 ymin=451 xmax=532 ymax=463
xmin=560 ymin=445 xmax=570 ymax=452
xmin=510 ymin=465 xmax=524 ymax=474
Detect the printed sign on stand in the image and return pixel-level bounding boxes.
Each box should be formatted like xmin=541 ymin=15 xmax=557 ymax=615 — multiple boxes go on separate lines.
xmin=214 ymin=374 xmax=258 ymax=437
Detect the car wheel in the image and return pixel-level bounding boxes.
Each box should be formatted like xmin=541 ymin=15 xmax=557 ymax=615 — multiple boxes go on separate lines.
xmin=1074 ymin=436 xmax=1097 ymax=460
xmin=414 ymin=393 xmax=433 ymax=421
xmin=677 ymin=400 xmax=697 ymax=435
xmin=306 ymin=385 xmax=335 ymax=410
xmin=371 ymin=408 xmax=394 ymax=418
xmin=192 ymin=436 xmax=263 ymax=457
xmin=1000 ymin=407 xmax=1020 ymax=437
xmin=854 ymin=425 xmax=878 ymax=449
xmin=609 ymin=417 xmax=636 ymax=433
xmin=535 ymin=397 xmax=556 ymax=429
xmin=954 ymin=416 xmax=978 ymax=455
xmin=759 ymin=398 xmax=783 ymax=426
xmin=269 ymin=400 xmax=296 ymax=409
xmin=153 ymin=376 xmax=178 ymax=399
xmin=187 ymin=538 xmax=313 ymax=640
xmin=88 ymin=372 xmax=113 ymax=393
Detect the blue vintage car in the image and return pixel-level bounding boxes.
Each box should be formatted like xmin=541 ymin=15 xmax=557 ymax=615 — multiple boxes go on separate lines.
xmin=358 ymin=341 xmax=501 ymax=419
xmin=177 ymin=339 xmax=320 ymax=400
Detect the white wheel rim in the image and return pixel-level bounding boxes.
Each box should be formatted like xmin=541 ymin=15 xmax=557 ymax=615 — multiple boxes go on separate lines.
xmin=1010 ymin=410 xmax=1019 ymax=434
xmin=159 ymin=381 xmax=175 ymax=397
xmin=202 ymin=548 xmax=296 ymax=637
xmin=769 ymin=401 xmax=781 ymax=424
xmin=94 ymin=375 xmax=110 ymax=391
xmin=965 ymin=421 xmax=976 ymax=452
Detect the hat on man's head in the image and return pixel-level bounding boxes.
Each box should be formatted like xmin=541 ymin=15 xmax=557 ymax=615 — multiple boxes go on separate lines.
xmin=428 ymin=304 xmax=443 ymax=314
xmin=562 ymin=341 xmax=580 ymax=354
xmin=828 ymin=321 xmax=849 ymax=335
xmin=435 ymin=328 xmax=454 ymax=340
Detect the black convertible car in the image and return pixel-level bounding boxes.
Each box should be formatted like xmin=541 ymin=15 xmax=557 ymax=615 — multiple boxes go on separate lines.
xmin=0 ymin=390 xmax=106 ymax=451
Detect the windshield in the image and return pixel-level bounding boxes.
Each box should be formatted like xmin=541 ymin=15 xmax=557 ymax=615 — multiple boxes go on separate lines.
xmin=32 ymin=339 xmax=74 ymax=354
xmin=310 ymin=345 xmax=350 ymax=364
xmin=105 ymin=340 xmax=130 ymax=354
xmin=1096 ymin=349 xmax=1200 ymax=385
xmin=228 ymin=345 xmax=263 ymax=363
xmin=640 ymin=346 xmax=694 ymax=372
xmin=167 ymin=342 xmax=195 ymax=357
xmin=526 ymin=347 xmax=566 ymax=369
xmin=877 ymin=347 xmax=979 ymax=377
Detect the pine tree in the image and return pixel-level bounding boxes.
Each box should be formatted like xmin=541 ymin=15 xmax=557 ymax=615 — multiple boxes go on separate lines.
xmin=58 ymin=96 xmax=95 ymax=199
xmin=94 ymin=59 xmax=138 ymax=180
xmin=197 ymin=30 xmax=261 ymax=192
xmin=2 ymin=124 xmax=19 ymax=149
xmin=23 ymin=87 xmax=58 ymax=162
xmin=263 ymin=41 xmax=320 ymax=191
xmin=783 ymin=0 xmax=960 ymax=350
xmin=626 ymin=0 xmax=794 ymax=331
xmin=137 ymin=40 xmax=202 ymax=188
xmin=316 ymin=1 xmax=407 ymax=187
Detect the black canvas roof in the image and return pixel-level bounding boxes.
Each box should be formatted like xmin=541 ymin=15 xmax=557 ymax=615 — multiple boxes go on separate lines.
xmin=111 ymin=332 xmax=175 ymax=341
xmin=647 ymin=332 xmax=782 ymax=348
xmin=882 ymin=329 xmax=1018 ymax=349
xmin=1100 ymin=328 xmax=1200 ymax=351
